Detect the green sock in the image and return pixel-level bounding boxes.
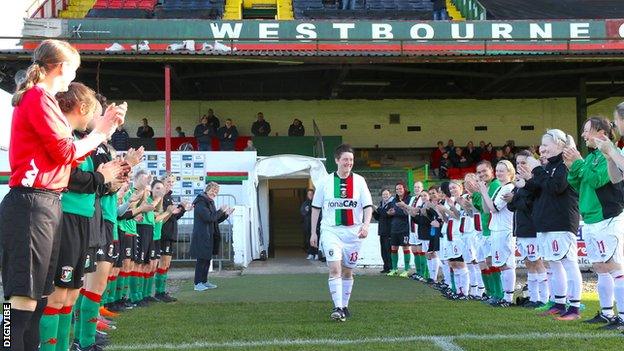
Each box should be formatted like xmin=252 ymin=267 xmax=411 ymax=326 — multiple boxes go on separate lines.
xmin=492 ymin=270 xmax=503 ymax=299
xmin=116 ymin=275 xmax=126 ymax=301
xmin=39 ymin=307 xmax=60 ymax=351
xmin=482 ymin=270 xmax=492 ymax=296
xmin=422 ymin=256 xmax=430 ymax=279
xmin=109 ymin=276 xmax=118 ymax=303
xmin=403 ymin=251 xmax=411 ymax=271
xmin=162 ymin=271 xmax=168 ymax=293
xmin=56 ymin=305 xmax=73 ymax=351
xmin=413 ymin=253 xmax=421 ymax=275
xmin=101 ymin=280 xmax=111 ymax=306
xmin=121 ymin=273 xmax=130 ymax=300
xmin=145 ymin=273 xmax=154 ymax=298
xmin=155 ymin=269 xmax=165 ymax=294
xmin=390 ymin=251 xmax=398 ymax=270
xmin=78 ymin=290 xmax=102 ymax=348
xmin=73 ymin=294 xmax=84 ymax=342
xmin=450 ymin=269 xmax=457 ymax=293
xmin=142 ymin=273 xmax=149 ymax=298
xmin=130 ymin=273 xmax=140 ymax=303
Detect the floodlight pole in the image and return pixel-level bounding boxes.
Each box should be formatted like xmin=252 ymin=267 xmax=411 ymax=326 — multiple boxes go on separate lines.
xmin=165 ymin=64 xmax=172 ymax=172
xmin=576 ymin=78 xmax=587 ymax=154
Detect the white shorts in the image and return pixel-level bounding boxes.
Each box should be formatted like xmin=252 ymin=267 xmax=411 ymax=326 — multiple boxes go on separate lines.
xmin=491 ymin=230 xmax=516 ymax=268
xmin=446 ymin=238 xmax=463 ymax=260
xmin=460 ymin=231 xmax=478 ymax=263
xmin=583 ymin=216 xmax=624 ymax=264
xmin=537 ymin=231 xmax=578 ymax=262
xmin=476 ymin=233 xmax=491 ymax=262
xmin=421 ymin=240 xmax=430 ymax=253
xmin=517 ymin=237 xmax=541 ymax=262
xmin=409 ymin=233 xmax=425 ymax=246
xmin=319 ymin=225 xmax=362 ymax=269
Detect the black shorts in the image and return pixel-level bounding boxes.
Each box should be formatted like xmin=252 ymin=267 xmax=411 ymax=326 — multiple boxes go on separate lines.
xmin=96 ymin=221 xmax=118 ymax=264
xmin=121 ymin=234 xmax=138 ymax=261
xmin=161 ymin=239 xmax=174 ymax=256
xmin=113 ymin=240 xmax=123 ymax=267
xmin=390 ymin=231 xmax=410 ymax=247
xmin=55 ymin=212 xmax=91 ymax=289
xmin=449 ymin=256 xmax=464 ymax=262
xmin=136 ymin=224 xmax=154 ymax=264
xmin=150 ymin=239 xmax=159 ymax=260
xmin=84 ymin=247 xmax=97 ymax=274
xmin=427 ymin=236 xmax=440 ymax=253
xmin=0 ymin=188 xmax=62 ymax=300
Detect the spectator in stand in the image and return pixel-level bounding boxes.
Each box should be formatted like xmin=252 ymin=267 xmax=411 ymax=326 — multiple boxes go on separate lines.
xmin=445 ymin=139 xmax=455 ymax=154
xmin=244 ymin=140 xmax=256 ymax=151
xmin=452 ymin=147 xmax=471 ymax=168
xmin=465 ymin=141 xmax=479 ymax=164
xmin=175 ymin=126 xmax=185 ymax=137
xmin=111 ymin=125 xmax=130 ymax=151
xmin=342 ymin=0 xmax=355 ymax=10
xmin=288 ymin=118 xmax=305 ymax=136
xmin=502 ymin=144 xmax=515 ymax=164
xmin=439 ymin=151 xmax=451 ymax=179
xmin=492 ymin=148 xmax=504 ymax=166
xmin=481 ymin=142 xmax=495 ymax=161
xmin=194 ymin=116 xmax=214 ymax=151
xmin=431 ymin=141 xmax=445 ymax=177
xmin=477 ymin=140 xmax=486 ymax=155
xmin=205 ymin=109 xmax=220 ymax=135
xmin=432 ymin=0 xmax=448 ymax=20
xmin=251 ymin=112 xmax=271 ymax=137
xmin=137 ymin=117 xmax=155 ymax=138
xmin=218 ymin=118 xmax=239 ymax=151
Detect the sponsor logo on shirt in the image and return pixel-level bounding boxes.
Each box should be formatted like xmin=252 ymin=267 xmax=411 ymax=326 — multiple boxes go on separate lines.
xmin=327 ymin=199 xmax=358 ymax=208
xmin=20 ymin=159 xmax=39 ymax=187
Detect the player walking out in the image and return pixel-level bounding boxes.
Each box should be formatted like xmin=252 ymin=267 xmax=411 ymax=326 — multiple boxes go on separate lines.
xmin=310 ymin=144 xmax=373 ymax=322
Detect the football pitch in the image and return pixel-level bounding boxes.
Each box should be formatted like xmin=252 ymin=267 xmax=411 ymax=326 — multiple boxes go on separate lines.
xmin=106 ymin=274 xmax=622 ymax=351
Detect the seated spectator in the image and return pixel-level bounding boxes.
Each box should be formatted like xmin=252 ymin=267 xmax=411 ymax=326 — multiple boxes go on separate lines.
xmin=445 ymin=139 xmax=455 ymax=153
xmin=480 ymin=142 xmax=495 ymax=161
xmin=451 ymin=147 xmax=471 ymax=168
xmin=137 ymin=118 xmax=155 ymax=138
xmin=342 ymin=0 xmax=354 ymax=10
xmin=477 ymin=140 xmax=486 ymax=154
xmin=195 ymin=116 xmax=214 ymax=151
xmin=251 ymin=112 xmax=271 ymax=137
xmin=430 ymin=141 xmax=445 ymax=177
xmin=218 ymin=118 xmax=239 ymax=151
xmin=502 ymin=144 xmax=515 ymax=165
xmin=492 ymin=148 xmax=504 ymax=166
xmin=111 ymin=125 xmax=129 ymax=151
xmin=432 ymin=0 xmax=448 ymax=20
xmin=244 ymin=140 xmax=256 ymax=151
xmin=206 ymin=109 xmax=220 ymax=134
xmin=288 ymin=119 xmax=305 ymax=136
xmin=439 ymin=152 xmax=451 ymax=179
xmin=175 ymin=126 xmax=186 ymax=137
xmin=464 ymin=141 xmax=479 ymax=164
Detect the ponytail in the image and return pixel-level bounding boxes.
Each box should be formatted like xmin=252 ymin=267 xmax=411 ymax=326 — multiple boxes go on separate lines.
xmin=12 ymin=39 xmax=80 ymax=106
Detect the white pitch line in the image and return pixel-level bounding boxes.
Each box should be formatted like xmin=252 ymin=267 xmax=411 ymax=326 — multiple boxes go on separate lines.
xmin=106 ymin=332 xmax=623 ymax=350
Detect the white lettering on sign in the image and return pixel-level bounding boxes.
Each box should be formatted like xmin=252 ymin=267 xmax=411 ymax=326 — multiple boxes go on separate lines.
xmin=570 ymin=23 xmax=590 ymax=39
xmin=529 ymin=23 xmax=553 ymax=40
xmin=259 ymin=23 xmax=280 ymax=40
xmin=451 ymin=23 xmax=474 ymax=40
xmin=492 ymin=23 xmax=513 ymax=39
xmin=209 ymin=22 xmax=242 ymax=39
xmin=409 ymin=24 xmax=434 ymax=40
xmin=296 ymin=23 xmax=317 ymax=40
xmin=372 ymin=23 xmax=393 ymax=39
xmin=333 ymin=23 xmax=356 ymax=39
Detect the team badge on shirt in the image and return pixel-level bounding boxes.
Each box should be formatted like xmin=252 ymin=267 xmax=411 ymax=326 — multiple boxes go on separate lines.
xmin=328 ymin=249 xmax=334 ymax=257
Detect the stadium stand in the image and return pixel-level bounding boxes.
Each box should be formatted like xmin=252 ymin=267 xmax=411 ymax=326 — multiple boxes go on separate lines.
xmin=479 ymin=0 xmax=624 ymax=20
xmin=154 ymin=0 xmax=226 ymax=19
xmin=293 ymin=0 xmax=434 ymax=20
xmin=59 ymin=0 xmax=97 ymax=18
xmin=223 ymin=0 xmax=293 ymax=19
xmin=86 ymin=0 xmax=158 ymax=18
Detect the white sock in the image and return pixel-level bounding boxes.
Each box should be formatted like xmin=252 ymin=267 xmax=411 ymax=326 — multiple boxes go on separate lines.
xmin=501 ymin=268 xmax=516 ymax=303
xmin=549 ymin=261 xmax=567 ymax=305
xmin=562 ymin=257 xmax=582 ymax=308
xmin=546 ymin=267 xmax=555 ymax=301
xmin=468 ymin=264 xmax=479 ymax=296
xmin=427 ymin=258 xmax=440 ymax=282
xmin=597 ymin=272 xmax=615 ymax=317
xmin=472 ymin=264 xmax=485 ymax=295
xmin=538 ymin=272 xmax=550 ymax=304
xmin=442 ymin=261 xmax=452 ymax=286
xmin=342 ymin=278 xmax=354 ymax=308
xmin=527 ymin=272 xmax=539 ymax=303
xmin=610 ymin=270 xmax=624 ymax=319
xmin=328 ymin=277 xmax=343 ymax=308
xmin=455 ymin=266 xmax=470 ymax=296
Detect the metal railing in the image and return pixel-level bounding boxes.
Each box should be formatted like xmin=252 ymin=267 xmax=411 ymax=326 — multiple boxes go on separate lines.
xmin=172 ymin=194 xmax=237 ymax=271
xmin=451 ymin=0 xmax=487 ymax=20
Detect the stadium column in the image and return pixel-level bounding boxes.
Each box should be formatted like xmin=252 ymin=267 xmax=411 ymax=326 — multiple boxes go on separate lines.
xmin=576 ymin=77 xmax=587 ymax=153
xmin=164 ymin=64 xmax=172 ymax=172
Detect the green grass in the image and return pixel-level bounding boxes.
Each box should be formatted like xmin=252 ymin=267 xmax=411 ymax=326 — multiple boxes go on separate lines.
xmin=106 ymin=274 xmax=623 ymax=351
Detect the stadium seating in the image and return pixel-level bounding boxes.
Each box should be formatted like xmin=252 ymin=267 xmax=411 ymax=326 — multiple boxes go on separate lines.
xmin=223 ymin=0 xmax=293 ymax=20
xmin=478 ymin=0 xmax=624 ymax=20
xmin=86 ymin=0 xmax=157 ymax=18
xmin=59 ymin=0 xmax=97 ymax=18
xmin=293 ymin=0 xmax=433 ymax=20
xmin=154 ymin=0 xmax=226 ymax=19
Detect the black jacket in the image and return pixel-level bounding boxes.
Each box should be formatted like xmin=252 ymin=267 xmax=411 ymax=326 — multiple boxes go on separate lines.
xmin=218 ymin=126 xmax=239 ymax=151
xmin=190 ymin=193 xmax=229 ymax=260
xmin=372 ymin=199 xmax=394 ymax=237
xmin=507 ymin=187 xmax=537 ymax=238
xmin=288 ymin=124 xmax=305 ymax=136
xmin=137 ymin=125 xmax=154 ymax=138
xmin=251 ymin=120 xmax=271 ymax=136
xmin=525 ymin=153 xmax=580 ymax=234
xmin=194 ymin=123 xmax=214 ymax=144
xmin=389 ymin=195 xmax=411 ymax=235
xmin=415 ymin=207 xmax=440 ymax=240
xmin=161 ymin=191 xmax=186 ymax=241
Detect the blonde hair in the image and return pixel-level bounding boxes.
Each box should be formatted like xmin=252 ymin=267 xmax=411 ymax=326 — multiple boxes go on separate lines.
xmin=55 ymin=82 xmax=97 ymax=116
xmin=205 ymin=181 xmax=219 ymax=192
xmin=543 ymin=129 xmax=574 ymax=148
xmin=496 ymin=160 xmax=516 ymax=182
xmin=12 ymin=39 xmax=80 ymax=106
